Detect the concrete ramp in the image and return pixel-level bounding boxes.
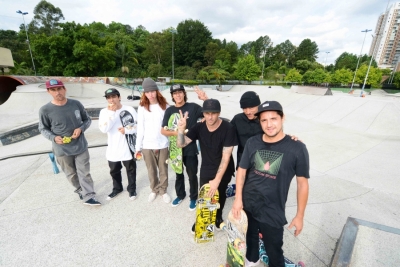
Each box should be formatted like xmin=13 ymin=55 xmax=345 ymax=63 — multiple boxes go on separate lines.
xmin=291 ymin=85 xmax=333 ymax=95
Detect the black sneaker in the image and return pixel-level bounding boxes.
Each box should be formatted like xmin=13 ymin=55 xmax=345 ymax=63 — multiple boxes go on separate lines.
xmin=216 ymin=218 xmax=223 ymax=230
xmin=107 ymin=191 xmax=122 ymax=200
xmin=74 ymin=188 xmax=83 ymax=200
xmin=77 ymin=192 xmax=83 ymax=200
xmin=191 ymin=223 xmax=195 ymax=235
xmin=84 ymin=198 xmax=101 ymax=206
xmin=129 ymin=191 xmax=137 ymax=200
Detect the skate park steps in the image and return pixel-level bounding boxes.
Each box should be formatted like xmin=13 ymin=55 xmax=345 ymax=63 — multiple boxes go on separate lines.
xmin=330 ymin=217 xmax=400 ymax=266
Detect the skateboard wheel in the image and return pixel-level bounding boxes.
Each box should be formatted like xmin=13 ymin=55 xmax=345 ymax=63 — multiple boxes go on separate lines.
xmin=165 ymin=159 xmax=169 ymax=164
xmin=297 ymin=261 xmax=305 ymax=267
xmin=163 ymin=126 xmax=168 ymax=130
xmin=233 ymin=238 xmax=241 ymax=247
xmin=219 ymin=222 xmax=225 ymax=229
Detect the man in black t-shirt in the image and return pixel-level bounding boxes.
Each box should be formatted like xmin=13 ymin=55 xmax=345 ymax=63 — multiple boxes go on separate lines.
xmin=177 ymin=99 xmax=238 ymax=233
xmin=161 ymin=84 xmax=203 ymax=211
xmin=232 ymin=101 xmax=310 ymax=267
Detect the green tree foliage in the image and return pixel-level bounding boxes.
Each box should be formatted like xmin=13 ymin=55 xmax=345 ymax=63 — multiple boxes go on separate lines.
xmin=234 ymin=55 xmax=261 ymax=82
xmin=29 ymin=0 xmax=65 ymax=35
xmin=355 ymin=65 xmax=382 ymax=87
xmin=204 ymin=42 xmax=220 ymax=66
xmin=225 ymin=41 xmax=239 ymax=65
xmin=285 ymin=68 xmax=303 ymax=83
xmin=147 ymin=63 xmax=163 ymax=78
xmin=0 ymin=30 xmax=29 ymax=64
xmin=175 ymin=66 xmax=197 ymax=80
xmin=331 ymin=68 xmax=353 ymax=84
xmin=392 ymin=72 xmax=400 ymax=88
xmin=294 ymin=38 xmax=319 ymax=62
xmin=302 ymin=69 xmax=330 ymax=84
xmin=197 ymin=70 xmax=210 ymax=83
xmin=175 ymin=19 xmax=212 ymax=66
xmin=334 ymin=52 xmax=358 ymax=70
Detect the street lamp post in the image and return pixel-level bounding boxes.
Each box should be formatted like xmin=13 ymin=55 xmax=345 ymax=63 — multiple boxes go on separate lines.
xmin=170 ymin=28 xmax=177 ymax=84
xmin=360 ymin=34 xmax=378 ymax=97
xmin=350 ymin=29 xmax=372 ymax=91
xmin=16 ymin=10 xmax=36 ymax=76
xmin=324 ymin=51 xmax=330 ymax=69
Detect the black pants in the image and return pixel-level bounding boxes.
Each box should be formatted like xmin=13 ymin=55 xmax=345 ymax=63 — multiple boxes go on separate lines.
xmin=108 ymin=160 xmax=137 ymax=193
xmin=245 ymin=210 xmax=285 ymax=267
xmin=200 ymin=173 xmax=231 ymax=221
xmin=175 ymin=155 xmax=199 ymax=200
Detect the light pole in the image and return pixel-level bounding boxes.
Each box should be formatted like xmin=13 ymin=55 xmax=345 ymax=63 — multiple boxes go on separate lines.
xmin=324 ymin=51 xmax=330 ymax=69
xmin=170 ymin=28 xmax=177 ymax=84
xmin=16 ymin=10 xmax=36 ymax=76
xmin=350 ymin=29 xmax=372 ymax=92
xmin=360 ymin=34 xmax=378 ymax=97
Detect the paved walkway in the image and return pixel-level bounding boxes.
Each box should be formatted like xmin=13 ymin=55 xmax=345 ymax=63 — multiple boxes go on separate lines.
xmin=1 ymin=85 xmax=399 ymax=266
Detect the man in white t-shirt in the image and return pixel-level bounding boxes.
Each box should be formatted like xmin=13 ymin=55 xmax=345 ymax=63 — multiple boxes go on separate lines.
xmin=99 ymin=88 xmax=138 ymax=201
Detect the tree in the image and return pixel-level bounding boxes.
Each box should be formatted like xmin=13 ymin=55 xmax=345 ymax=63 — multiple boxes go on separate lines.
xmin=355 ymin=65 xmax=382 ymax=87
xmin=175 ymin=19 xmax=212 ymax=66
xmin=175 ymin=66 xmax=197 ymax=80
xmin=204 ymin=42 xmax=220 ymax=66
xmin=234 ymin=55 xmax=261 ymax=82
xmin=392 ymin=72 xmax=400 ymax=88
xmin=197 ymin=70 xmax=210 ymax=83
xmin=334 ymin=52 xmax=358 ymax=70
xmin=303 ymin=69 xmax=330 ymax=84
xmin=29 ymin=0 xmax=65 ymax=35
xmin=285 ymin=68 xmax=302 ymax=83
xmin=294 ymin=38 xmax=319 ymax=62
xmin=331 ymin=68 xmax=353 ymax=85
xmin=225 ymin=41 xmax=239 ymax=65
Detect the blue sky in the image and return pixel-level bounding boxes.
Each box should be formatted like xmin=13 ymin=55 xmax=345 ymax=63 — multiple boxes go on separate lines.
xmin=0 ymin=0 xmax=391 ymax=65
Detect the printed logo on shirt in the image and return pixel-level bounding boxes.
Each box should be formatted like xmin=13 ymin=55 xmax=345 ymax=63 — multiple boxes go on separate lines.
xmin=74 ymin=110 xmax=81 ymax=121
xmin=253 ymin=149 xmax=283 ymax=179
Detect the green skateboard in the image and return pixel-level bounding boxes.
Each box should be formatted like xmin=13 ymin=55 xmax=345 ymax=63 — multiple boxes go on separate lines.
xmin=164 ymin=113 xmax=184 ymax=174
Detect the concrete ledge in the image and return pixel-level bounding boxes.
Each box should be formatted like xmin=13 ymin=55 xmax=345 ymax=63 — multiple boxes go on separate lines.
xmin=291 ymin=85 xmax=333 ymax=95
xmin=331 ymin=217 xmax=400 ymax=266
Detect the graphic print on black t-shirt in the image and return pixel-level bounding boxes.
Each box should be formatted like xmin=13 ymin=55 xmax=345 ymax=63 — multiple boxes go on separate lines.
xmin=253 ymin=149 xmax=283 ymax=179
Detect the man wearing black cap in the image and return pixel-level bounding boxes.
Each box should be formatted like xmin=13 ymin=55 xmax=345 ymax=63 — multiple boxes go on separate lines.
xmin=39 ymin=79 xmax=100 ymax=206
xmin=161 ymin=84 xmax=203 ymax=210
xmin=230 ymin=91 xmax=263 ymax=167
xmin=177 ymin=99 xmax=238 ymax=232
xmin=99 ymin=88 xmax=138 ymax=201
xmin=231 ymin=101 xmax=310 ymax=267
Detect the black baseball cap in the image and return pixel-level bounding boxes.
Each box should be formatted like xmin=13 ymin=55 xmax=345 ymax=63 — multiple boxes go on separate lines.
xmin=170 ymin=84 xmax=185 ymax=93
xmin=255 ymin=101 xmax=283 ymax=117
xmin=104 ymin=88 xmax=120 ymax=97
xmin=202 ymin=99 xmax=221 ymax=113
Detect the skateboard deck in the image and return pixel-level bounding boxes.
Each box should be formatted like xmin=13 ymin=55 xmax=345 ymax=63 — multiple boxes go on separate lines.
xmin=194 ymin=183 xmax=220 ymax=243
xmin=119 ymin=109 xmax=137 ymax=155
xmin=259 ymin=233 xmax=305 ymax=267
xmin=220 ymin=210 xmax=248 ymax=267
xmin=164 ymin=113 xmax=183 ymax=174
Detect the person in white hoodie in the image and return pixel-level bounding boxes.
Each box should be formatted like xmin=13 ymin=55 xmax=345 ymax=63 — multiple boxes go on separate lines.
xmin=135 ymin=78 xmax=171 ymax=203
xmin=98 ymin=88 xmax=138 ymax=201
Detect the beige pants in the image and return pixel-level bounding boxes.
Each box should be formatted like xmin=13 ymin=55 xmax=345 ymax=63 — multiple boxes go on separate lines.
xmin=142 ymin=148 xmax=169 ymax=194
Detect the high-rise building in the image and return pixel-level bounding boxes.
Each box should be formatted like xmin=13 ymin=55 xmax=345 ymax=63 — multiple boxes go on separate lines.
xmin=370 ymin=2 xmax=400 ymax=70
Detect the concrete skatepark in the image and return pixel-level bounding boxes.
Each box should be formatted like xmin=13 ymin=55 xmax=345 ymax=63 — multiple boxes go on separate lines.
xmin=0 ymin=81 xmax=399 ymax=266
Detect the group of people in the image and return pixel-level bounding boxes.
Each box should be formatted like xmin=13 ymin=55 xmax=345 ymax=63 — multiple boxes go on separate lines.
xmin=39 ymin=78 xmax=309 ymax=267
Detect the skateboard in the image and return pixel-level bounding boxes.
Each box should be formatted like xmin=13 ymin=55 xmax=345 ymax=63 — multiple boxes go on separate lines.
xmin=119 ymin=109 xmax=137 ymax=157
xmin=164 ymin=113 xmax=185 ymax=174
xmin=259 ymin=233 xmax=305 ymax=267
xmin=220 ymin=210 xmax=248 ymax=267
xmin=194 ymin=183 xmax=220 ymax=243
xmin=226 ymin=183 xmax=236 ymax=198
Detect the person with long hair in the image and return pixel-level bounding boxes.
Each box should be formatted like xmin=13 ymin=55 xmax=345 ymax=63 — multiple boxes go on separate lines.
xmin=135 ymin=78 xmax=171 ymax=203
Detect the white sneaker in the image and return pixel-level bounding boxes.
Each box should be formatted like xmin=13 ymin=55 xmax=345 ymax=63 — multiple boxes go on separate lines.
xmin=245 ymin=258 xmax=260 ymax=267
xmin=162 ymin=193 xmax=171 ymax=203
xmin=148 ymin=192 xmax=157 ymax=202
